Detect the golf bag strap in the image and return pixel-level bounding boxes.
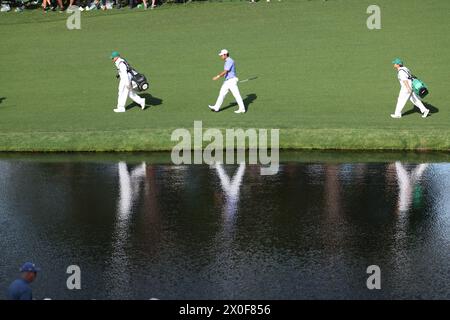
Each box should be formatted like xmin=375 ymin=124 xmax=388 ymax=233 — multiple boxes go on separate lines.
xmin=399 ymin=68 xmax=416 ymax=80
xmin=119 ymin=60 xmax=133 ymax=73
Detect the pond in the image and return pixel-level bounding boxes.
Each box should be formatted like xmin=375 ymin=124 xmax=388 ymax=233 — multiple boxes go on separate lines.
xmin=1 ymin=153 xmax=450 ymax=299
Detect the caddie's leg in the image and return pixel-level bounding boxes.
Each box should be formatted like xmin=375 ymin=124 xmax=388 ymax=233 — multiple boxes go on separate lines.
xmin=116 ymin=82 xmax=129 ymax=111
xmin=213 ymin=81 xmax=230 ymax=110
xmin=409 ymin=92 xmax=428 ymax=113
xmin=393 ymin=89 xmax=410 ymax=116
xmin=229 ymin=78 xmax=246 ymax=112
xmin=129 ymin=89 xmax=145 ymax=106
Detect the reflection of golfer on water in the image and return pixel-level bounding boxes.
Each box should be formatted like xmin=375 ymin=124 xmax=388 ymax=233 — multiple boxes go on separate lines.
xmin=215 ymin=163 xmax=246 ymax=220
xmin=395 ymin=162 xmax=428 ymax=212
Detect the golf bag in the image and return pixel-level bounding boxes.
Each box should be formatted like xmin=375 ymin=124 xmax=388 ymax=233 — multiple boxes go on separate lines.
xmin=412 ymin=78 xmax=429 ymax=99
xmin=400 ymin=69 xmax=429 ymax=99
xmin=121 ymin=60 xmax=149 ymax=92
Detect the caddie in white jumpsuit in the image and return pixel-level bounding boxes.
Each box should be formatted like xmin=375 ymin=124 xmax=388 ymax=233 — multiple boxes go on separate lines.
xmin=111 ymin=51 xmax=146 ymax=113
xmin=391 ymin=58 xmax=429 ymax=118
xmin=209 ymin=49 xmax=246 ymax=114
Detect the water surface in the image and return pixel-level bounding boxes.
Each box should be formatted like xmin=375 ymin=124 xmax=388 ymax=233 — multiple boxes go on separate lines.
xmin=1 ymin=156 xmax=450 ymax=299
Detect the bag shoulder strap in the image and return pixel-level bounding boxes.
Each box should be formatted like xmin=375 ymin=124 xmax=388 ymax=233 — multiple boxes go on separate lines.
xmin=399 ymin=68 xmax=416 ymax=80
xmin=119 ymin=59 xmax=132 ymax=73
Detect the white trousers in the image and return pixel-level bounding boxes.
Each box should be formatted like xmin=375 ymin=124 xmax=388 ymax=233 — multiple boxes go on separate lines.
xmin=117 ymin=80 xmax=145 ymax=110
xmin=213 ymin=78 xmax=245 ymax=111
xmin=394 ymin=89 xmax=427 ymax=116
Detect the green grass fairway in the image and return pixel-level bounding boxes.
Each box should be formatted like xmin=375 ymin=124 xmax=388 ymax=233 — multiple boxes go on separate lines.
xmin=0 ymin=0 xmax=449 ymax=151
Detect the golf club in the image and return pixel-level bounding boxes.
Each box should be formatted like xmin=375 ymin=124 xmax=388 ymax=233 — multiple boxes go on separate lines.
xmin=239 ymin=76 xmax=258 ymax=83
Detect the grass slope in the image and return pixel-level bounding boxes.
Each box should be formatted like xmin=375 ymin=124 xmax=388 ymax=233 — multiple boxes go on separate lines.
xmin=0 ymin=0 xmax=449 ymax=151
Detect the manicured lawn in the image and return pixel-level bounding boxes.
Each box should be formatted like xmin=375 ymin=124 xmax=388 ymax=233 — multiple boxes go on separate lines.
xmin=0 ymin=0 xmax=448 ymax=151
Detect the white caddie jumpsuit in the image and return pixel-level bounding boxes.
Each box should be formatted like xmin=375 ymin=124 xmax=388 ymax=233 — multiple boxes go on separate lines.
xmin=115 ymin=57 xmax=145 ymax=112
xmin=393 ymin=67 xmax=428 ymax=116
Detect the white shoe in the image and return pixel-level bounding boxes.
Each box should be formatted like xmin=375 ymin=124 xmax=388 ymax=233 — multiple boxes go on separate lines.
xmin=114 ymin=108 xmax=125 ymax=113
xmin=234 ymin=109 xmax=246 ymax=114
xmin=79 ymin=6 xmax=84 ymax=11
xmin=208 ymin=105 xmax=219 ymax=112
xmin=390 ymin=114 xmax=401 ymax=118
xmin=422 ymin=109 xmax=430 ymax=118
xmin=141 ymin=100 xmax=146 ymax=110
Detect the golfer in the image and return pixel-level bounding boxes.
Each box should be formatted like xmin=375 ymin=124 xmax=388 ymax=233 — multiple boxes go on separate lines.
xmin=7 ymin=262 xmax=40 ymax=300
xmin=391 ymin=58 xmax=429 ymax=118
xmin=111 ymin=51 xmax=146 ymax=113
xmin=209 ymin=49 xmax=246 ymax=114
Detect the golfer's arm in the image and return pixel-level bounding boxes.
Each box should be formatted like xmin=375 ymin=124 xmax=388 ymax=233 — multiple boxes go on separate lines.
xmin=403 ymin=80 xmax=412 ymax=93
xmin=216 ymin=70 xmax=228 ymax=78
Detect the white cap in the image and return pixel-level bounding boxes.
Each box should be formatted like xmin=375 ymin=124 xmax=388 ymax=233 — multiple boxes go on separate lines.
xmin=218 ymin=49 xmax=229 ymax=56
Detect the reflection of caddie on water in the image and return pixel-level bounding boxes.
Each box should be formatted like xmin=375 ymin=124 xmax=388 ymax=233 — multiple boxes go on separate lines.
xmin=395 ymin=162 xmax=428 ymax=212
xmin=209 ymin=49 xmax=246 ymax=114
xmin=111 ymin=51 xmax=147 ymax=113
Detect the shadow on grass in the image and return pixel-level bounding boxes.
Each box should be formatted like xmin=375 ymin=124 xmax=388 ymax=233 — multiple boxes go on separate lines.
xmin=219 ymin=93 xmax=257 ymax=113
xmin=0 ymin=97 xmax=6 ymax=105
xmin=403 ymin=102 xmax=439 ymax=117
xmin=126 ymin=93 xmax=163 ymax=111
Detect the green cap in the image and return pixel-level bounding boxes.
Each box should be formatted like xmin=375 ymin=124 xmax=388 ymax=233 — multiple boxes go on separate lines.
xmin=111 ymin=51 xmax=120 ymax=59
xmin=392 ymin=58 xmax=403 ymax=65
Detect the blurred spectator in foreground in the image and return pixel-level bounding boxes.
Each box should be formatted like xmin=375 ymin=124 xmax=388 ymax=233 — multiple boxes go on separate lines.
xmin=6 ymin=262 xmax=40 ymax=300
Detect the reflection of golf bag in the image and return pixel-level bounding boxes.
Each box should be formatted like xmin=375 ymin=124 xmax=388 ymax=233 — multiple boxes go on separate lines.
xmin=121 ymin=60 xmax=149 ymax=92
xmin=401 ymin=69 xmax=429 ymax=98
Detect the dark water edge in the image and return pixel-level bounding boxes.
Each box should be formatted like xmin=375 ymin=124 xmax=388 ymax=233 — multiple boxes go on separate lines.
xmin=0 ymin=150 xmax=449 ymax=164
xmin=0 ymin=153 xmax=450 ymax=300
